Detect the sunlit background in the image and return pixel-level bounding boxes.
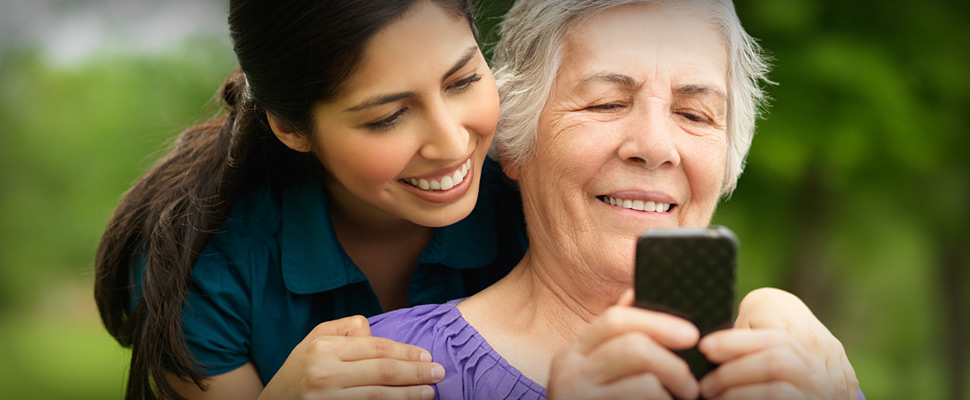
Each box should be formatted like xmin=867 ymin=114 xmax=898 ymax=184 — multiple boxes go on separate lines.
xmin=0 ymin=0 xmax=967 ymax=399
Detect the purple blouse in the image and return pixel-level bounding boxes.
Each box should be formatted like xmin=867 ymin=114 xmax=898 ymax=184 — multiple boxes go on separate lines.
xmin=370 ymin=300 xmax=865 ymax=400
xmin=369 ymin=299 xmax=547 ymax=400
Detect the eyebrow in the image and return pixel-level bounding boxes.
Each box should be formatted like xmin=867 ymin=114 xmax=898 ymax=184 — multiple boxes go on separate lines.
xmin=442 ymin=45 xmax=480 ymax=81
xmin=577 ymin=72 xmax=641 ymax=89
xmin=675 ymin=84 xmax=727 ymax=101
xmin=345 ymin=45 xmax=480 ymax=112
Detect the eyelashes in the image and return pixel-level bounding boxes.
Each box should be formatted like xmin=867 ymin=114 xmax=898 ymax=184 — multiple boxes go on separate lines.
xmin=448 ymin=73 xmax=482 ymax=93
xmin=365 ymin=107 xmax=410 ymax=132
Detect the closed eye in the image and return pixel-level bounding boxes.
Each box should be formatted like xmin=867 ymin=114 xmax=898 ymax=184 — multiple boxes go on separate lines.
xmin=365 ymin=107 xmax=409 ymax=132
xmin=448 ymin=73 xmax=482 ymax=93
xmin=677 ymin=111 xmax=709 ymax=124
xmin=586 ymin=103 xmax=626 ymax=112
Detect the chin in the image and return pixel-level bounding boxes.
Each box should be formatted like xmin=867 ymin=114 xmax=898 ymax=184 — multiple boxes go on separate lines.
xmin=413 ymin=202 xmax=475 ymax=228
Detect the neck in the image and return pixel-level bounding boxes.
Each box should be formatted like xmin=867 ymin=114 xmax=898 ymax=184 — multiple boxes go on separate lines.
xmin=459 ymin=246 xmax=629 ymax=385
xmin=516 ymin=244 xmax=628 ymax=332
xmin=322 ymin=176 xmax=434 ymax=311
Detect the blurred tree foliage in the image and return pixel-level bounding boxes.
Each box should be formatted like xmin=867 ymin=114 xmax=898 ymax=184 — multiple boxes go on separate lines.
xmin=0 ymin=1 xmax=967 ymax=399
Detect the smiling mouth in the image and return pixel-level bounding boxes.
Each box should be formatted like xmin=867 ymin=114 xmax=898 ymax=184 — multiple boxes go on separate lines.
xmin=402 ymin=158 xmax=472 ymax=191
xmin=597 ymin=195 xmax=675 ymax=213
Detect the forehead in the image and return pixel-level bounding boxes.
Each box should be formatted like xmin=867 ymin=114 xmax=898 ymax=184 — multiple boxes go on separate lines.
xmin=558 ymin=3 xmax=728 ymax=90
xmin=334 ymin=2 xmax=475 ymax=99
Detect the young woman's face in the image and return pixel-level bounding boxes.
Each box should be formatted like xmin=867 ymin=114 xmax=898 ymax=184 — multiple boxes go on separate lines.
xmin=310 ymin=1 xmax=498 ymax=227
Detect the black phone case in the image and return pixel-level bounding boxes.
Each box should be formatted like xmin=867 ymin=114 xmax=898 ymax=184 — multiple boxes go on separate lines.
xmin=634 ymin=226 xmax=738 ymax=380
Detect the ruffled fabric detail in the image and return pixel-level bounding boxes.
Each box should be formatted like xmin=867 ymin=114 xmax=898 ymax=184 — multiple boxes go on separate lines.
xmin=370 ymin=300 xmax=547 ymax=400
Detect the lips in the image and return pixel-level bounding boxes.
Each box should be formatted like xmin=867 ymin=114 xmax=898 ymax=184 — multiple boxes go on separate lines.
xmin=402 ymin=158 xmax=472 ymax=191
xmin=597 ymin=195 xmax=676 ymax=213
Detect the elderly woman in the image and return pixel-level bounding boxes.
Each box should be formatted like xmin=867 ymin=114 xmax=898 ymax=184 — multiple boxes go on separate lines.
xmin=371 ymin=0 xmax=860 ymax=399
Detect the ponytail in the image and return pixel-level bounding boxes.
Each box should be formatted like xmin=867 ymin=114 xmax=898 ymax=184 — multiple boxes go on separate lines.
xmin=95 ymin=69 xmax=269 ymax=400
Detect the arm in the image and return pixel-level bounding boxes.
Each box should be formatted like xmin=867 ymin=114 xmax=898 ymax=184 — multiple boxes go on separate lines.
xmin=170 ymin=316 xmax=441 ymax=400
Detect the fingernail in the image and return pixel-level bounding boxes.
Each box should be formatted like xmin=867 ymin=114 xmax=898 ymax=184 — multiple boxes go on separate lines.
xmin=679 ymin=324 xmax=698 ymax=340
xmin=431 ymin=364 xmax=445 ymax=381
xmin=422 ymin=386 xmax=435 ymax=400
xmin=420 ymin=350 xmax=432 ymax=362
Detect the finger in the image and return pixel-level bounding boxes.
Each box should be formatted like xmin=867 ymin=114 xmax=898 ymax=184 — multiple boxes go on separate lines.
xmin=711 ymin=382 xmax=804 ymax=400
xmin=324 ymin=336 xmax=431 ymax=363
xmin=308 ymin=315 xmax=372 ymax=338
xmin=699 ymin=347 xmax=807 ymax=399
xmin=576 ymin=307 xmax=699 ymax=354
xmin=329 ymin=385 xmax=436 ymax=400
xmin=586 ymin=332 xmax=698 ymax=399
xmin=616 ymin=288 xmax=635 ymax=307
xmin=840 ymin=354 xmax=860 ymax=400
xmin=336 ymin=359 xmax=445 ymax=388
xmin=594 ymin=373 xmax=673 ymax=400
xmin=698 ymin=329 xmax=796 ymax=364
xmin=823 ymin=345 xmax=848 ymax=399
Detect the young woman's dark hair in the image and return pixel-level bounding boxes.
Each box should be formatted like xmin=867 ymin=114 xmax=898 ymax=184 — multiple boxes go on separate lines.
xmin=94 ymin=1 xmax=476 ymax=398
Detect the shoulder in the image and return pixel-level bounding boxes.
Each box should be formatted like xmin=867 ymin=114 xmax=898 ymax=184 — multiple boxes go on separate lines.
xmin=371 ymin=301 xmax=546 ymax=400
xmin=205 ymin=183 xmax=283 ymax=255
xmin=369 ymin=302 xmax=462 ymax=346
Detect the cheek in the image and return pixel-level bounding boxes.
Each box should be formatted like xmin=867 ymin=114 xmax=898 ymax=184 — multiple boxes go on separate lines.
xmin=463 ymin=75 xmax=500 ymax=140
xmin=318 ymin=135 xmax=415 ymax=186
xmin=682 ymin=136 xmax=727 ymax=219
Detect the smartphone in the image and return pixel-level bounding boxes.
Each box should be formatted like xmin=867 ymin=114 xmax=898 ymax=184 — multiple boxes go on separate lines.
xmin=634 ymin=226 xmax=738 ymax=380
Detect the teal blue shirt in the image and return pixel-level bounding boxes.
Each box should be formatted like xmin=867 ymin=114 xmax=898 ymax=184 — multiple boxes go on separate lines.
xmin=136 ymin=159 xmax=527 ymax=384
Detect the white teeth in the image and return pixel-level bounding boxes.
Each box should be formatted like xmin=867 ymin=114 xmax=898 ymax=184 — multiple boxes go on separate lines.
xmin=405 ymin=159 xmax=473 ymax=191
xmin=603 ymin=196 xmax=672 ymax=213
xmin=440 ymin=176 xmax=454 ymax=190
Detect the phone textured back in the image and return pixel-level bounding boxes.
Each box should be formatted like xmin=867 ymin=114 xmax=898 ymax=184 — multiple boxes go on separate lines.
xmin=635 ymin=227 xmax=738 ymax=380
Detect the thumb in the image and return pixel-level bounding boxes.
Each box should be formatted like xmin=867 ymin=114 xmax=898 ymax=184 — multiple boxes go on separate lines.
xmin=616 ymin=288 xmax=635 ymax=307
xmin=309 ymin=315 xmax=373 ymax=338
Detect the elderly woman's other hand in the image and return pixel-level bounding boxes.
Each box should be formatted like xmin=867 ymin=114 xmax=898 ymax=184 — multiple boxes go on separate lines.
xmin=548 ymin=291 xmax=701 ymax=400
xmin=696 ymin=288 xmax=859 ymax=399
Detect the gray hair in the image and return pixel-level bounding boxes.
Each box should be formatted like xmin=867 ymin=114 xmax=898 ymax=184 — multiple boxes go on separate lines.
xmin=490 ymin=0 xmax=771 ymax=195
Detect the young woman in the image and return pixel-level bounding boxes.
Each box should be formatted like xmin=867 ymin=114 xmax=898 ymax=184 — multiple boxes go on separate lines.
xmin=94 ymin=1 xmax=526 ymax=399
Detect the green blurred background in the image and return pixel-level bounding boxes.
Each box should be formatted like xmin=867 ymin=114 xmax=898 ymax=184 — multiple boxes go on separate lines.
xmin=0 ymin=0 xmax=966 ymax=398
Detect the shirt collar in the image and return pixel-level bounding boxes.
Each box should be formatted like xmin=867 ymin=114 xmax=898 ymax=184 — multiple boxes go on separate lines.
xmin=279 ymin=179 xmax=498 ymax=294
xmin=280 ymin=180 xmax=366 ymax=294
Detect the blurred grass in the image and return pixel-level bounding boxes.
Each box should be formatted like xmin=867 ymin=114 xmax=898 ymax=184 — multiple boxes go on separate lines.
xmin=0 ymin=35 xmax=235 ymax=399
xmin=0 ymin=278 xmax=130 ymax=400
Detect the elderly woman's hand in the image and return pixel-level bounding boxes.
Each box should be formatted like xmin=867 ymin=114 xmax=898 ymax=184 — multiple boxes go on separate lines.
xmin=696 ymin=288 xmax=859 ymax=399
xmin=548 ymin=291 xmax=701 ymax=400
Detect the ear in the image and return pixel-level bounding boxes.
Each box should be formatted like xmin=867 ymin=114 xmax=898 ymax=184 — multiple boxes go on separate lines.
xmin=500 ymin=158 xmax=520 ymax=181
xmin=266 ymin=111 xmax=312 ymax=153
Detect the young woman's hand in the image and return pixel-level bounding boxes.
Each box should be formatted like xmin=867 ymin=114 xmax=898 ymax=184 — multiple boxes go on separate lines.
xmin=547 ymin=291 xmax=701 ymax=400
xmin=697 ymin=288 xmax=859 ymax=399
xmin=258 ymin=315 xmax=442 ymax=400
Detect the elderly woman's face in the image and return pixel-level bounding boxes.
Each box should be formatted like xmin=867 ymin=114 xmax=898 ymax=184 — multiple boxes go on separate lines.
xmin=513 ymin=4 xmax=729 ymax=280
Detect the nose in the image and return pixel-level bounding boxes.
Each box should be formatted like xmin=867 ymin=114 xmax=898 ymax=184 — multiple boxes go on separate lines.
xmin=419 ymin=100 xmax=469 ymax=161
xmin=617 ymin=99 xmax=680 ymax=169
